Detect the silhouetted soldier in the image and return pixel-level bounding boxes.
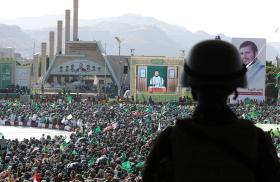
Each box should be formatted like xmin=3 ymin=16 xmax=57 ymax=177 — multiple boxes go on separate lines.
xmin=143 ymin=40 xmax=280 ymax=182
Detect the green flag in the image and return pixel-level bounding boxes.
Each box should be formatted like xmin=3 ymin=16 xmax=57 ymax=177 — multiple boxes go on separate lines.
xmin=95 ymin=127 xmax=101 ymax=133
xmin=146 ymin=106 xmax=153 ymax=113
xmin=88 ymin=158 xmax=95 ymax=167
xmin=272 ymin=129 xmax=280 ymax=137
xmin=250 ymin=111 xmax=258 ymax=119
xmin=275 ymin=72 xmax=280 ymax=78
xmin=121 ymin=161 xmax=131 ymax=172
xmin=60 ymin=141 xmax=69 ymax=151
xmin=72 ymin=150 xmax=78 ymax=155
xmin=245 ymin=114 xmax=251 ymax=120
xmin=66 ymin=95 xmax=73 ymax=103
xmin=136 ymin=161 xmax=144 ymax=168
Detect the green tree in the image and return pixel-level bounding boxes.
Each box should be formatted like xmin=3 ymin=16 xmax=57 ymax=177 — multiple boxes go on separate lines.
xmin=265 ymin=61 xmax=280 ymax=103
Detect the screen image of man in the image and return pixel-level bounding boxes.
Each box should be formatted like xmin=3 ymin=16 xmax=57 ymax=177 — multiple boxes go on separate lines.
xmin=149 ymin=70 xmax=164 ymax=87
xmin=239 ymin=41 xmax=265 ymax=89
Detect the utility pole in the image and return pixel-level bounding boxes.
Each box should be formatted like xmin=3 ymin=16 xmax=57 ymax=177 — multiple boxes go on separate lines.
xmin=115 ymin=37 xmax=122 ymax=56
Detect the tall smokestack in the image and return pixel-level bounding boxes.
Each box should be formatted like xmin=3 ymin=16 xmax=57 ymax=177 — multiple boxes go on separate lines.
xmin=65 ymin=9 xmax=71 ymax=42
xmin=41 ymin=42 xmax=47 ymax=57
xmin=65 ymin=10 xmax=71 ymax=54
xmin=41 ymin=42 xmax=47 ymax=76
xmin=57 ymin=20 xmax=63 ymax=54
xmin=49 ymin=31 xmax=55 ymax=60
xmin=73 ymin=0 xmax=79 ymax=41
xmin=32 ymin=54 xmax=39 ymax=83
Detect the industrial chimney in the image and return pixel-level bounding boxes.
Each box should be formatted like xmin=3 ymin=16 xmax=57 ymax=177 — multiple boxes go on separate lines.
xmin=65 ymin=9 xmax=71 ymax=42
xmin=41 ymin=42 xmax=47 ymax=76
xmin=57 ymin=20 xmax=63 ymax=54
xmin=73 ymin=0 xmax=79 ymax=41
xmin=41 ymin=42 xmax=47 ymax=57
xmin=49 ymin=31 xmax=55 ymax=60
xmin=65 ymin=10 xmax=71 ymax=54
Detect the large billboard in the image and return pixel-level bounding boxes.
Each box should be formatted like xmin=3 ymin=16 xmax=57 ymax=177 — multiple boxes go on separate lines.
xmin=230 ymin=38 xmax=266 ymax=102
xmin=136 ymin=65 xmax=178 ymax=93
xmin=0 ymin=63 xmax=12 ymax=88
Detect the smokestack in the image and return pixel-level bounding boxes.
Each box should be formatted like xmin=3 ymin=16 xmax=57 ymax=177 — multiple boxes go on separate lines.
xmin=65 ymin=10 xmax=71 ymax=54
xmin=41 ymin=42 xmax=47 ymax=57
xmin=32 ymin=54 xmax=39 ymax=83
xmin=41 ymin=42 xmax=47 ymax=76
xmin=57 ymin=20 xmax=63 ymax=54
xmin=49 ymin=31 xmax=55 ymax=60
xmin=65 ymin=9 xmax=71 ymax=42
xmin=73 ymin=0 xmax=79 ymax=41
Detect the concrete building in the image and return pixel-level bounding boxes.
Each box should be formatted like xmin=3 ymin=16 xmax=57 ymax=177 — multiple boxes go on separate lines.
xmin=31 ymin=0 xmax=131 ymax=96
xmin=0 ymin=47 xmax=15 ymax=58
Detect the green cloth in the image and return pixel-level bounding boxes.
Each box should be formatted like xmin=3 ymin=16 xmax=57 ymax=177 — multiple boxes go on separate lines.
xmin=66 ymin=95 xmax=73 ymax=103
xmin=146 ymin=106 xmax=153 ymax=113
xmin=136 ymin=161 xmax=144 ymax=168
xmin=272 ymin=129 xmax=280 ymax=137
xmin=72 ymin=150 xmax=78 ymax=155
xmin=121 ymin=161 xmax=131 ymax=172
xmin=250 ymin=111 xmax=258 ymax=119
xmin=88 ymin=158 xmax=95 ymax=167
xmin=60 ymin=139 xmax=70 ymax=151
xmin=275 ymin=72 xmax=280 ymax=78
xmin=95 ymin=127 xmax=101 ymax=133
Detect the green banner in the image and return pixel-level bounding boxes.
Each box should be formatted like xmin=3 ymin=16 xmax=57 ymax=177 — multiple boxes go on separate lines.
xmin=0 ymin=63 xmax=12 ymax=88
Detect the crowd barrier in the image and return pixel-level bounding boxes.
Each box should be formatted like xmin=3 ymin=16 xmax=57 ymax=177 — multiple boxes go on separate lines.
xmin=0 ymin=120 xmax=73 ymax=131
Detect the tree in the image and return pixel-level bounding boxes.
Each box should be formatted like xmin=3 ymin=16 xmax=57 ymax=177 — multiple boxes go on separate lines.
xmin=265 ymin=61 xmax=280 ymax=103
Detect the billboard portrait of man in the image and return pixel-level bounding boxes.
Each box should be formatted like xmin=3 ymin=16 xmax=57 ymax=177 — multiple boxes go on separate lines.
xmin=239 ymin=40 xmax=265 ymax=89
xmin=149 ymin=70 xmax=164 ymax=87
xmin=231 ymin=38 xmax=266 ymax=103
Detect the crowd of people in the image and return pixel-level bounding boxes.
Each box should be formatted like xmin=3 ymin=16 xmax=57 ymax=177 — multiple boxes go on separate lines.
xmin=0 ymin=97 xmax=279 ymax=181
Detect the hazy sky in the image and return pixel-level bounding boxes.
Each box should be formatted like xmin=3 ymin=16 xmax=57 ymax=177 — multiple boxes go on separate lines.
xmin=1 ymin=0 xmax=280 ymax=41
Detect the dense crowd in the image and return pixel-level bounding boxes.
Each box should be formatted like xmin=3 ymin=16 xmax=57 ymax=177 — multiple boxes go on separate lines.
xmin=0 ymin=98 xmax=279 ymax=181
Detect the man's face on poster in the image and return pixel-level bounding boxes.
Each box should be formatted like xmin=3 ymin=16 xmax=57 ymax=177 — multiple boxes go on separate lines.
xmin=154 ymin=71 xmax=159 ymax=77
xmin=239 ymin=45 xmax=256 ymax=65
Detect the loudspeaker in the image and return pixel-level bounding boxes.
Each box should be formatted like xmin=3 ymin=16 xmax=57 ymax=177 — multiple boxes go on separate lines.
xmin=123 ymin=66 xmax=128 ymax=74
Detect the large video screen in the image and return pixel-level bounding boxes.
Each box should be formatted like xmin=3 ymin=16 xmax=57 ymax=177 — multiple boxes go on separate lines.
xmin=136 ymin=65 xmax=178 ymax=93
xmin=230 ymin=38 xmax=266 ymax=102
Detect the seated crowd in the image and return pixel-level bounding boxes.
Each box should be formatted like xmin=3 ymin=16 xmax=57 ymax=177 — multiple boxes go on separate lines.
xmin=0 ymin=97 xmax=279 ymax=181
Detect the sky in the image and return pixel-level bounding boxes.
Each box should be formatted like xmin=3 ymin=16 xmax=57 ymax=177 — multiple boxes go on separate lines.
xmin=0 ymin=0 xmax=280 ymax=42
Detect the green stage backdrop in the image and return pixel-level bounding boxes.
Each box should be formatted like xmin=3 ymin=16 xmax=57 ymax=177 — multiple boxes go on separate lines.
xmin=147 ymin=66 xmax=167 ymax=87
